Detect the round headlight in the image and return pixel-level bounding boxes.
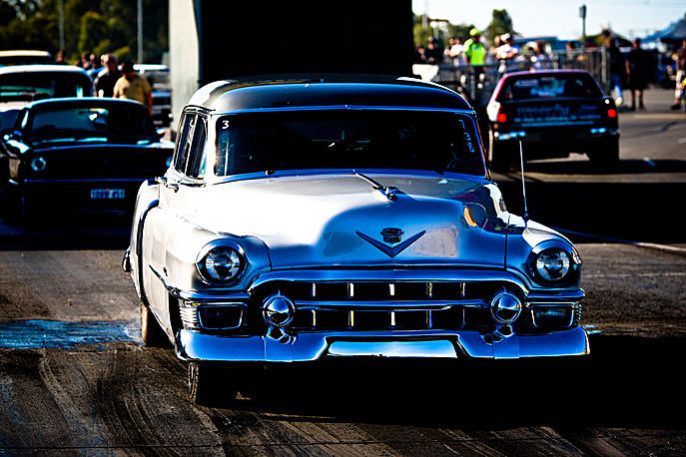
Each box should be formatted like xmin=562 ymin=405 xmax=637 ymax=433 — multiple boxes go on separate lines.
xmin=30 ymin=156 xmax=47 ymax=172
xmin=534 ymin=248 xmax=571 ymax=282
xmin=199 ymin=246 xmax=243 ymax=283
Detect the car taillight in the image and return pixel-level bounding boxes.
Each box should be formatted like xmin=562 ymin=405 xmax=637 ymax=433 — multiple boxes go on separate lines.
xmin=497 ymin=112 xmax=507 ymax=123
xmin=607 ymin=108 xmax=617 ymax=118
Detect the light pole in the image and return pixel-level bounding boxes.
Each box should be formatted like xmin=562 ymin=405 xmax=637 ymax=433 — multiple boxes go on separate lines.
xmin=58 ymin=0 xmax=64 ymax=51
xmin=579 ymin=4 xmax=587 ymax=47
xmin=137 ymin=0 xmax=143 ymax=63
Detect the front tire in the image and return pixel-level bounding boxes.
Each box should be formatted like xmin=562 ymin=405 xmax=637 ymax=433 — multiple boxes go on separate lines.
xmin=187 ymin=363 xmax=238 ymax=405
xmin=140 ymin=300 xmax=169 ymax=347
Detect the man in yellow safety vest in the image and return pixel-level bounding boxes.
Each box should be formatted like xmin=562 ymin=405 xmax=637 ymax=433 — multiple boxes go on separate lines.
xmin=463 ymin=28 xmax=486 ymax=74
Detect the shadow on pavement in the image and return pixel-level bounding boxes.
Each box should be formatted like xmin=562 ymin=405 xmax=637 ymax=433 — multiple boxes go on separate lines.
xmin=524 ymin=158 xmax=686 ymax=176
xmin=0 ymin=210 xmax=131 ymax=250
xmin=217 ymin=334 xmax=685 ymax=431
xmin=497 ymin=171 xmax=686 ymax=245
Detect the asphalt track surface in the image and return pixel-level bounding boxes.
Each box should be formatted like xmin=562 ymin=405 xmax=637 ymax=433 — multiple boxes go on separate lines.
xmin=0 ymin=89 xmax=685 ymax=456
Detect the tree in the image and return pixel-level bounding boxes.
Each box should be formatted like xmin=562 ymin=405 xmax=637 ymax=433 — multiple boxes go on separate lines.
xmin=485 ymin=9 xmax=515 ymax=44
xmin=0 ymin=0 xmax=168 ymax=64
xmin=447 ymin=23 xmax=476 ymax=42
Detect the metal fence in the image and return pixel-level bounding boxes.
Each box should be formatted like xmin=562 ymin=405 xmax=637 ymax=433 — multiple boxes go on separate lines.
xmin=413 ymin=47 xmax=610 ymax=109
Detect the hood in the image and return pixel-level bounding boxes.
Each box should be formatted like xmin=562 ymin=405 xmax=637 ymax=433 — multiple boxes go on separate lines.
xmin=194 ymin=173 xmax=508 ymax=269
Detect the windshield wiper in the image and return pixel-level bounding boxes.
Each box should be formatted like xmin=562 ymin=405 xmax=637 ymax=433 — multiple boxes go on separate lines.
xmin=354 ymin=171 xmax=400 ymax=201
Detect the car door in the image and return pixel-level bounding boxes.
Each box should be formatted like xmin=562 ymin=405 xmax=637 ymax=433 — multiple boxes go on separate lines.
xmin=145 ymin=110 xmax=208 ymax=328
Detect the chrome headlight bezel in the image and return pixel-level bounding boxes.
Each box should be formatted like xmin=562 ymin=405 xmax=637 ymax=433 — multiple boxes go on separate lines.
xmin=195 ymin=240 xmax=246 ymax=285
xmin=527 ymin=241 xmax=581 ymax=287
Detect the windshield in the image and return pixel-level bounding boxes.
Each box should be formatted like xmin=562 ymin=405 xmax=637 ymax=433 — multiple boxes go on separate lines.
xmin=27 ymin=105 xmax=154 ymax=142
xmin=497 ymin=73 xmax=603 ymax=101
xmin=0 ymin=72 xmax=91 ymax=101
xmin=215 ymin=110 xmax=484 ymax=176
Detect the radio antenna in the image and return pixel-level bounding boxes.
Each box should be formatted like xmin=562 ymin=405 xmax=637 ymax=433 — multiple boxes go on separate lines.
xmin=519 ymin=140 xmax=529 ymax=222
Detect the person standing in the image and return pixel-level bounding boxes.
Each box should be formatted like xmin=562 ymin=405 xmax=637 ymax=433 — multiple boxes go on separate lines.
xmin=463 ymin=28 xmax=486 ymax=73
xmin=495 ymin=33 xmax=520 ymax=74
xmin=626 ymin=38 xmax=650 ymax=111
xmin=671 ymin=39 xmax=686 ymax=111
xmin=113 ymin=61 xmax=152 ymax=115
xmin=54 ymin=49 xmax=68 ymax=65
xmin=605 ymin=33 xmax=626 ymax=107
xmin=93 ymin=54 xmax=121 ymax=98
xmin=425 ymin=37 xmax=444 ymax=65
xmin=445 ymin=37 xmax=463 ymax=65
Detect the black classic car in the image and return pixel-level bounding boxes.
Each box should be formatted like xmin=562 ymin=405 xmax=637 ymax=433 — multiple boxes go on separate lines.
xmin=0 ymin=98 xmax=173 ymax=219
xmin=0 ymin=65 xmax=93 ymax=132
xmin=486 ymin=70 xmax=619 ymax=169
xmin=123 ymin=75 xmax=589 ymax=404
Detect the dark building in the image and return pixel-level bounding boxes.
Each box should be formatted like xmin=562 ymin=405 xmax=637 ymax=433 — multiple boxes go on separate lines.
xmin=169 ymin=0 xmax=414 ymax=127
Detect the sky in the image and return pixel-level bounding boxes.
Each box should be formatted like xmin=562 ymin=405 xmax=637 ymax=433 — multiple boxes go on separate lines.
xmin=412 ymin=0 xmax=685 ymax=39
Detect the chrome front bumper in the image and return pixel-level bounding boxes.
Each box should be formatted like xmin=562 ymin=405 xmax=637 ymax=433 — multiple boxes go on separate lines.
xmin=176 ymin=326 xmax=590 ymax=362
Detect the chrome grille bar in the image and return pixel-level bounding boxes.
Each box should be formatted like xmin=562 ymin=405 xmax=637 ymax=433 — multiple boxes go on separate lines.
xmin=294 ymin=299 xmax=487 ymax=310
xmin=347 ymin=283 xmax=355 ymax=299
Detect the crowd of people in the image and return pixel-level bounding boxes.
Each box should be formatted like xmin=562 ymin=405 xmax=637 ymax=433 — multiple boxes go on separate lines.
xmin=414 ymin=28 xmax=551 ymax=75
xmin=413 ymin=29 xmax=683 ymax=113
xmin=53 ymin=50 xmax=153 ymax=115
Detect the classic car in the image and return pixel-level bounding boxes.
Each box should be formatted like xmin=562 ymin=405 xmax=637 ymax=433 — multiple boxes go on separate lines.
xmin=486 ymin=69 xmax=619 ymax=169
xmin=0 ymin=64 xmax=93 ymax=131
xmin=123 ymin=75 xmax=589 ymax=404
xmin=0 ymin=50 xmax=53 ymax=67
xmin=0 ymin=97 xmax=173 ymax=219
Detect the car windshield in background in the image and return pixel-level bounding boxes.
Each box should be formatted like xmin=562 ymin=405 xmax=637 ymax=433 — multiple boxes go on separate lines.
xmin=215 ymin=110 xmax=484 ymax=176
xmin=0 ymin=72 xmax=91 ymax=101
xmin=28 ymin=105 xmax=154 ymax=142
xmin=498 ymin=74 xmax=603 ymax=101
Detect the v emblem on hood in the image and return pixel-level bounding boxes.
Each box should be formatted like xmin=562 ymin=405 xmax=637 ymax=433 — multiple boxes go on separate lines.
xmin=356 ymin=230 xmax=426 ymax=258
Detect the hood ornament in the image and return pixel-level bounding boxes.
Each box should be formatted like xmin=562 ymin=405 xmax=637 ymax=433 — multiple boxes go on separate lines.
xmin=357 ymin=228 xmax=425 ymax=258
xmin=354 ymin=171 xmax=400 ymax=201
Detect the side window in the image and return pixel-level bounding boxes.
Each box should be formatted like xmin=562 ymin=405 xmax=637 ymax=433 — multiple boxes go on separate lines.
xmin=186 ymin=117 xmax=207 ymax=179
xmin=173 ymin=113 xmax=195 ymax=173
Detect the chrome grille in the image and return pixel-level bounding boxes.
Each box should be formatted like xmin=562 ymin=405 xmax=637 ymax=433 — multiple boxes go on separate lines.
xmin=251 ymin=280 xmax=509 ymax=333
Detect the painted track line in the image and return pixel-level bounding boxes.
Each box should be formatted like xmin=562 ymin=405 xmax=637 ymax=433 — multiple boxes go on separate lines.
xmin=551 ymin=226 xmax=686 ymax=255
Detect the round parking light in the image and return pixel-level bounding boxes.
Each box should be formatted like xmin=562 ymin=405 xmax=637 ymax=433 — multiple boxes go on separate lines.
xmin=263 ymin=294 xmax=295 ymax=328
xmin=490 ymin=291 xmax=522 ymax=325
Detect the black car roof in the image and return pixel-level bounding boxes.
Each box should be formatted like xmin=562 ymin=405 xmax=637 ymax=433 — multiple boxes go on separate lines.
xmin=187 ymin=75 xmax=473 ymax=112
xmin=23 ymin=97 xmax=148 ymax=111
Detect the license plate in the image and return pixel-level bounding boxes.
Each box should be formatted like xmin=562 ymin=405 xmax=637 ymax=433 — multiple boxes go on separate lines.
xmin=90 ymin=189 xmax=125 ymax=200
